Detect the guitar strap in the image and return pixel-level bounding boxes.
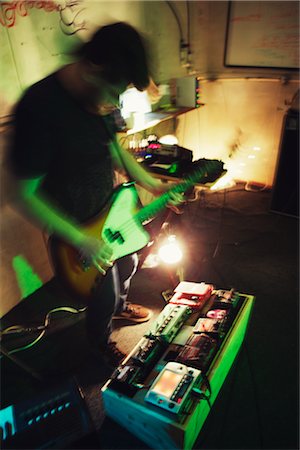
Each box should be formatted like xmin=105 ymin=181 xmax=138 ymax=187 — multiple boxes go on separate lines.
xmin=102 ymin=115 xmax=146 ymax=214
xmin=111 ymin=138 xmax=135 ymax=183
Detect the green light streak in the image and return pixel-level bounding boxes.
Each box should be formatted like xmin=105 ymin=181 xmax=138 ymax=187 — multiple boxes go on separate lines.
xmin=12 ymin=255 xmax=43 ymax=299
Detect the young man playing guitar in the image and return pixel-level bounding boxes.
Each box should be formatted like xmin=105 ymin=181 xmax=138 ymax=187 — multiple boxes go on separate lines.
xmin=8 ymin=22 xmax=182 ymax=367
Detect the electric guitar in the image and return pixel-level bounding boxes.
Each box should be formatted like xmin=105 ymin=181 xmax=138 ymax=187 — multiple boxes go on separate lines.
xmin=48 ymin=160 xmax=221 ymax=300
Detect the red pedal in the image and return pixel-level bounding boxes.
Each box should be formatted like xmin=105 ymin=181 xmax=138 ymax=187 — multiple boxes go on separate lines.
xmin=169 ymin=281 xmax=214 ymax=309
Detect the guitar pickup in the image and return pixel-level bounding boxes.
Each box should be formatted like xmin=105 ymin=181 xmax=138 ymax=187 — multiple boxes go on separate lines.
xmin=104 ymin=228 xmax=125 ymax=244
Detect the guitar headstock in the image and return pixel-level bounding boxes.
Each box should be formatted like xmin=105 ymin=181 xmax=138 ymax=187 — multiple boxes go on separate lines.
xmin=189 ymin=159 xmax=226 ymax=185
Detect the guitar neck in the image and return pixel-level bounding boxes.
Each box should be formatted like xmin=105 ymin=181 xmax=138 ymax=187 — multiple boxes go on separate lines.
xmin=136 ymin=164 xmax=211 ymax=223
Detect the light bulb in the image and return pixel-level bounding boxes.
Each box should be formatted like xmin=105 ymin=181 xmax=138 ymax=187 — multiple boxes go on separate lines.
xmin=158 ymin=235 xmax=183 ymax=264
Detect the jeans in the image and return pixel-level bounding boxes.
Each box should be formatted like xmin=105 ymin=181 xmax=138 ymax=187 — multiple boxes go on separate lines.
xmin=86 ymin=253 xmax=138 ymax=346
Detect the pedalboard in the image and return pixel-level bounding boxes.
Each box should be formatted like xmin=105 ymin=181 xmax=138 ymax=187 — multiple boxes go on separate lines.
xmin=108 ymin=285 xmax=246 ymax=401
xmin=101 ymin=285 xmax=255 ymax=450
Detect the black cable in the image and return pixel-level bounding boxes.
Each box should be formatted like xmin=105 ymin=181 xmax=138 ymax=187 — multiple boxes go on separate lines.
xmin=201 ymin=373 xmax=212 ymax=397
xmin=212 ymin=188 xmax=227 ymax=258
xmin=1 ymin=306 xmax=86 ymax=356
xmin=192 ymin=371 xmax=213 ymax=411
xmin=165 ymin=1 xmax=184 ymax=41
xmin=192 ymin=387 xmax=212 ymax=409
xmin=165 ymin=0 xmax=187 ymax=65
xmin=186 ymin=1 xmax=191 ymax=49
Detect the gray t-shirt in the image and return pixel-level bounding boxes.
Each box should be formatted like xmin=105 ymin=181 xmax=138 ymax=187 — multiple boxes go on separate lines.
xmin=9 ymin=71 xmax=116 ymax=223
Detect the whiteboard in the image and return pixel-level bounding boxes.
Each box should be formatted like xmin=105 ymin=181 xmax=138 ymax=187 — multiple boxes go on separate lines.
xmin=225 ymin=1 xmax=299 ymax=69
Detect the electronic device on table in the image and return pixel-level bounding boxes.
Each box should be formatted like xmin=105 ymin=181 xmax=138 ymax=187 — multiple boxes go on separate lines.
xmin=145 ymin=143 xmax=193 ymax=161
xmin=144 ymin=362 xmax=201 ymax=414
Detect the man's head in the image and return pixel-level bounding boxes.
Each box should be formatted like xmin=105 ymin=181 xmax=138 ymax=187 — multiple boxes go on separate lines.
xmin=76 ymin=22 xmax=150 ymax=93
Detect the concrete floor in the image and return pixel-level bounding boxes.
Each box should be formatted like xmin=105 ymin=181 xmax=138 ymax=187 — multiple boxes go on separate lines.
xmin=1 ymin=185 xmax=299 ymax=449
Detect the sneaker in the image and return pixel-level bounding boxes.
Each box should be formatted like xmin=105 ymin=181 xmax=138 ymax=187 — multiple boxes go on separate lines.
xmin=113 ymin=303 xmax=153 ymax=323
xmin=98 ymin=341 xmax=126 ymax=367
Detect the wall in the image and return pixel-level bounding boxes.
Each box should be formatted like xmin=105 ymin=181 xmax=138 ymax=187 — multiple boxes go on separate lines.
xmin=144 ymin=1 xmax=299 ymax=82
xmin=143 ymin=1 xmax=299 ymax=187
xmin=176 ymin=77 xmax=299 ymax=186
xmin=0 ymin=1 xmax=145 ymax=118
xmin=0 ymin=0 xmax=299 ymax=316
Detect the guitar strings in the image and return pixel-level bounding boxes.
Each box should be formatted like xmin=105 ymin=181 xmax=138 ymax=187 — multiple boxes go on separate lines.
xmin=105 ymin=184 xmax=185 ymax=242
xmin=115 ymin=165 xmax=214 ymax=236
xmin=104 ymin=164 xmax=215 ymax=246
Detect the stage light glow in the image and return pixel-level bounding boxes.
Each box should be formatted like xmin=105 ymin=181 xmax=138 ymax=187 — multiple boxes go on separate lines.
xmin=120 ymin=87 xmax=151 ymax=120
xmin=142 ymin=253 xmax=160 ymax=268
xmin=158 ymin=134 xmax=178 ymax=145
xmin=210 ymin=173 xmax=236 ymax=191
xmin=12 ymin=255 xmax=43 ymax=298
xmin=158 ymin=235 xmax=183 ymax=265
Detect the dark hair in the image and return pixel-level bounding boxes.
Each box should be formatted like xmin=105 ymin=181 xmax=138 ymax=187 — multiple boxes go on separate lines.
xmin=76 ymin=22 xmax=150 ymax=91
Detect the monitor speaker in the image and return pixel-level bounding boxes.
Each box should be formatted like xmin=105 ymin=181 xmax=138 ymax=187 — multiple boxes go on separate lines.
xmin=270 ymin=109 xmax=299 ymax=218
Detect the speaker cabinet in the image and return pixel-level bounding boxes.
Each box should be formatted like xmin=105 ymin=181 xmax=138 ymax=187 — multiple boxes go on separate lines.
xmin=271 ymin=110 xmax=299 ymax=217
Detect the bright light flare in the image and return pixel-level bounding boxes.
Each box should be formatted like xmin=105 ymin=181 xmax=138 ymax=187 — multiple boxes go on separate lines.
xmin=158 ymin=235 xmax=183 ymax=265
xmin=210 ymin=173 xmax=236 ymax=191
xmin=158 ymin=134 xmax=179 ymax=145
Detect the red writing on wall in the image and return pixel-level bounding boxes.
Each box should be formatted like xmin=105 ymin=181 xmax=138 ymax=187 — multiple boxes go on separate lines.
xmin=0 ymin=1 xmax=59 ymax=28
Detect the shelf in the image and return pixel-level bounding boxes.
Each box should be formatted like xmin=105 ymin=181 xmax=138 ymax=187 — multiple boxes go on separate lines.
xmin=120 ymin=107 xmax=195 ymax=135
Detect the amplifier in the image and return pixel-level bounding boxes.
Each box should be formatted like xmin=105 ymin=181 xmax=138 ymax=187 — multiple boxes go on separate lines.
xmin=270 ymin=110 xmax=299 ymax=217
xmin=175 ymin=76 xmax=202 ymax=108
xmin=0 ymin=379 xmax=95 ymax=449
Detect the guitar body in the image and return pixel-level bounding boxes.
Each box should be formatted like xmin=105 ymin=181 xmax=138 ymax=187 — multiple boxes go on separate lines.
xmin=49 ymin=160 xmax=223 ymax=301
xmin=49 ymin=183 xmax=150 ymax=301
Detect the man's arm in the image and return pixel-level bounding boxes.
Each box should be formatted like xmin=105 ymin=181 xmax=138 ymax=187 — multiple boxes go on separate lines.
xmin=13 ymin=176 xmax=113 ymax=274
xmin=109 ymin=138 xmax=180 ymax=197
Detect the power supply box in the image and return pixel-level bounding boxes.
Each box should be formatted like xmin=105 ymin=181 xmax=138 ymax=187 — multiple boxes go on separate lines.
xmin=175 ymin=76 xmax=202 ymax=108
